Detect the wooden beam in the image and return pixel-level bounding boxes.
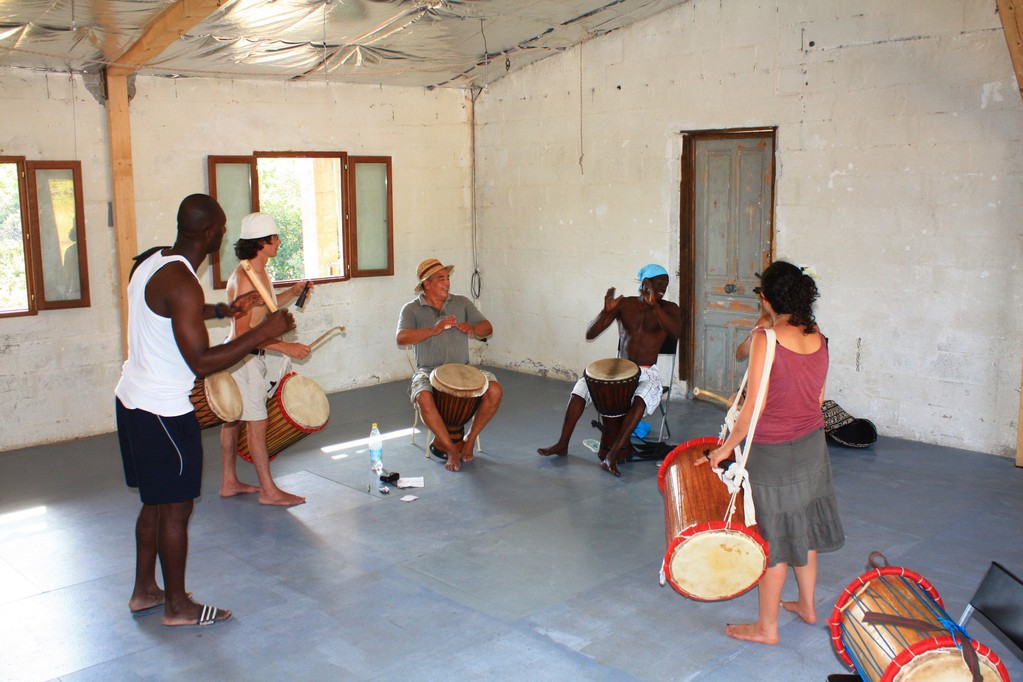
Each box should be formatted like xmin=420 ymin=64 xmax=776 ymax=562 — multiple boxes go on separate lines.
xmin=997 ymin=0 xmax=1023 ymax=103
xmin=106 ymin=72 xmax=137 ymax=358
xmin=1018 ymin=356 xmax=1023 ymax=467
xmin=108 ymin=0 xmax=224 ymax=75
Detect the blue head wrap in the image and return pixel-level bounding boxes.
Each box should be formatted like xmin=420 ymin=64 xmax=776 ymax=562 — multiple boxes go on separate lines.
xmin=636 ymin=264 xmax=669 ymax=290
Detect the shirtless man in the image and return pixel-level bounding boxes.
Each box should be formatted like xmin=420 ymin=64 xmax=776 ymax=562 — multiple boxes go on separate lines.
xmin=219 ymin=212 xmax=312 ymax=506
xmin=115 ymin=194 xmax=294 ymax=626
xmin=538 ymin=264 xmax=682 ymax=476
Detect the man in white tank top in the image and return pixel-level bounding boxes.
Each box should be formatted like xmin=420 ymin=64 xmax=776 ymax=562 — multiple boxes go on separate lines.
xmin=114 ymin=194 xmax=295 ymax=627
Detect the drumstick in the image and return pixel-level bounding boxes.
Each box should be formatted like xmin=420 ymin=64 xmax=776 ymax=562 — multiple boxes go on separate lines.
xmin=309 ymin=325 xmax=345 ymax=351
xmin=692 ymin=387 xmax=733 ymax=408
xmin=239 ymin=259 xmax=278 ymax=312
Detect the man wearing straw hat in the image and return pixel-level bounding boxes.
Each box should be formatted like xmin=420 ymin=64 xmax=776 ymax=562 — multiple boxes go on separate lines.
xmin=397 ymin=258 xmax=503 ymax=471
xmin=219 ymin=212 xmax=313 ymax=506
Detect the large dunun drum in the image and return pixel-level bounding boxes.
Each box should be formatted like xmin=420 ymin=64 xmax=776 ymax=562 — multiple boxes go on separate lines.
xmin=189 ymin=371 xmax=243 ymax=429
xmin=829 ymin=566 xmax=1008 ymax=682
xmin=238 ymin=372 xmax=329 ymax=462
xmin=657 ymin=437 xmax=768 ymax=601
xmin=429 ymin=363 xmax=488 ymax=449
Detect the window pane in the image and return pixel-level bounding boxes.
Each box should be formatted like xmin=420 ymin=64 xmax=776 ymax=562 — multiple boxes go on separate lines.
xmin=257 ymin=156 xmax=344 ymax=281
xmin=354 ymin=161 xmax=389 ymax=271
xmin=0 ymin=162 xmax=29 ymax=312
xmin=34 ymin=168 xmax=80 ymax=302
xmin=215 ymin=162 xmax=254 ymax=285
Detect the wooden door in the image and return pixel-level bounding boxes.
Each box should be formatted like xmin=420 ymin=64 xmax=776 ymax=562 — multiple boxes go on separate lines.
xmin=681 ymin=130 xmax=774 ymax=396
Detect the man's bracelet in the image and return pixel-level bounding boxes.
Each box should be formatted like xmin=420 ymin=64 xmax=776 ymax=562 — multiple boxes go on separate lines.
xmin=213 ymin=303 xmax=226 ymax=319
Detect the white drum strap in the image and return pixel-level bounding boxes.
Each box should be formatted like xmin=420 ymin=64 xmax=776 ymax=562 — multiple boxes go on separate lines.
xmin=716 ymin=329 xmax=776 ymax=527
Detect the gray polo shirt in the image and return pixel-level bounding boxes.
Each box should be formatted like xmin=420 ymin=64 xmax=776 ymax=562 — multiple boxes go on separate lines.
xmin=398 ymin=293 xmax=487 ymax=370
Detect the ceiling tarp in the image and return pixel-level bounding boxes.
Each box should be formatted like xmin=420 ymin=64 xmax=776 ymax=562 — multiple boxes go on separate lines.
xmin=0 ymin=0 xmax=690 ymax=89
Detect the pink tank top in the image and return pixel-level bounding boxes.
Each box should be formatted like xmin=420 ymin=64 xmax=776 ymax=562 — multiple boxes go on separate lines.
xmin=752 ymin=334 xmax=828 ymax=444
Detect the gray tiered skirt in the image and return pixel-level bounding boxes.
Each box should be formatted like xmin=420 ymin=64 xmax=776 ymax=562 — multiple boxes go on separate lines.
xmin=746 ymin=428 xmax=845 ymax=567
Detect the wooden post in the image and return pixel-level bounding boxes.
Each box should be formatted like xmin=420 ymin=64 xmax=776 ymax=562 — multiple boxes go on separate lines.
xmin=1018 ymin=357 xmax=1023 ymax=467
xmin=997 ymin=0 xmax=1023 ymax=104
xmin=105 ymin=71 xmax=138 ymax=358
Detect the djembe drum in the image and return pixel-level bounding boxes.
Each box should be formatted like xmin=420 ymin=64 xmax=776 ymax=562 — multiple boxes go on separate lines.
xmin=584 ymin=358 xmax=641 ymax=458
xmin=238 ymin=372 xmax=329 ymax=462
xmin=189 ymin=371 xmax=243 ymax=429
xmin=429 ymin=363 xmax=488 ymax=451
xmin=830 ymin=564 xmax=1009 ymax=682
xmin=657 ymin=437 xmax=768 ymax=601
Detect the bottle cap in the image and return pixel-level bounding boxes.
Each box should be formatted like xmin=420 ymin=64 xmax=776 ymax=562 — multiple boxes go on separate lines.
xmin=372 ymin=422 xmax=378 ymax=427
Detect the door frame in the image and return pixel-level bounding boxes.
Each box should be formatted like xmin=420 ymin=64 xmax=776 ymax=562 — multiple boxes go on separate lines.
xmin=678 ymin=126 xmax=776 ymax=386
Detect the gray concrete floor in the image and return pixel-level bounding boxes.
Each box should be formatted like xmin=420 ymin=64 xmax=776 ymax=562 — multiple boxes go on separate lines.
xmin=0 ymin=369 xmax=1021 ymax=681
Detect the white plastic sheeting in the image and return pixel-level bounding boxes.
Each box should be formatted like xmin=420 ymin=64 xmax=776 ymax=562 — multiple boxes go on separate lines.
xmin=0 ymin=0 xmax=689 ymax=88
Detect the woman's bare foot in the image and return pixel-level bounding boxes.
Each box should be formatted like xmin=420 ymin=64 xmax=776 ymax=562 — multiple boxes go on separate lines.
xmin=220 ymin=480 xmax=260 ymax=497
xmin=259 ymin=488 xmax=305 ymax=506
xmin=782 ymin=600 xmax=817 ymax=624
xmin=537 ymin=443 xmax=568 ymax=456
xmin=725 ymin=622 xmax=778 ymax=644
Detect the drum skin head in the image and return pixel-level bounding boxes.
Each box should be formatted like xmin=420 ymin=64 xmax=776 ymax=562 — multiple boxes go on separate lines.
xmin=430 ymin=363 xmax=487 ymax=397
xmin=892 ymin=646 xmax=1006 ymax=682
xmin=584 ymin=358 xmax=639 ymax=382
xmin=667 ymin=526 xmax=767 ymax=601
xmin=279 ymin=374 xmax=330 ymax=430
xmin=204 ymin=371 xmax=243 ymax=421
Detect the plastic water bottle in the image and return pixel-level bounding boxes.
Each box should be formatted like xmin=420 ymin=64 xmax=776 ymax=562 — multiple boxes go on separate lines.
xmin=369 ymin=423 xmax=383 ymax=476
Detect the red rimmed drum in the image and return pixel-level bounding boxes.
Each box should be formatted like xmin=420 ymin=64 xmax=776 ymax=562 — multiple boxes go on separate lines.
xmin=429 ymin=363 xmax=488 ymax=450
xmin=657 ymin=437 xmax=768 ymax=601
xmin=189 ymin=371 xmax=243 ymax=429
xmin=829 ymin=565 xmax=1009 ymax=682
xmin=584 ymin=358 xmax=640 ymax=458
xmin=238 ymin=372 xmax=329 ymax=462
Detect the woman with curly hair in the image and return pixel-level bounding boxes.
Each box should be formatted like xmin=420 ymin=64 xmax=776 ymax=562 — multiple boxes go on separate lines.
xmin=704 ymin=260 xmax=844 ymax=644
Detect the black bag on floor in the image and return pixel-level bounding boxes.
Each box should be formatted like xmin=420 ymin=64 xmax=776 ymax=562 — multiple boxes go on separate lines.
xmin=822 ymin=400 xmax=877 ymax=448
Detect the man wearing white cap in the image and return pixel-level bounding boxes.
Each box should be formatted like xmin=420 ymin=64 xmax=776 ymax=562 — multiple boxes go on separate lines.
xmin=538 ymin=264 xmax=681 ymax=476
xmin=219 ymin=212 xmax=313 ymax=505
xmin=396 ymin=258 xmax=502 ymax=471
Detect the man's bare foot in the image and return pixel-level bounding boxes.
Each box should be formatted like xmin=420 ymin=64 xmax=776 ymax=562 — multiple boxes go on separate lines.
xmin=129 ymin=587 xmax=166 ymax=614
xmin=460 ymin=440 xmax=475 ymax=462
xmin=162 ymin=601 xmax=232 ymax=627
xmin=445 ymin=450 xmax=462 ymax=471
xmin=725 ymin=622 xmax=778 ymax=644
xmin=600 ymin=451 xmax=622 ymax=477
xmin=537 ymin=443 xmax=568 ymax=457
xmin=220 ymin=481 xmax=260 ymax=498
xmin=782 ymin=601 xmax=817 ymax=624
xmin=259 ymin=489 xmax=305 ymax=506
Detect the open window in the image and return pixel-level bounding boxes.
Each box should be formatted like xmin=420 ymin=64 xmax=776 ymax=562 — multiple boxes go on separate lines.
xmin=0 ymin=157 xmax=90 ymax=317
xmin=208 ymin=152 xmax=393 ymax=289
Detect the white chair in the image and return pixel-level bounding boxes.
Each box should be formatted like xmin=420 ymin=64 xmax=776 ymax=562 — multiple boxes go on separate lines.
xmin=652 ymin=335 xmax=678 ymax=443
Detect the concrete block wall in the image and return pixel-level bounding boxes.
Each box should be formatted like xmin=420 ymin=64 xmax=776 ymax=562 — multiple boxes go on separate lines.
xmin=0 ymin=73 xmax=471 ymax=451
xmin=473 ymin=0 xmax=1023 ymax=456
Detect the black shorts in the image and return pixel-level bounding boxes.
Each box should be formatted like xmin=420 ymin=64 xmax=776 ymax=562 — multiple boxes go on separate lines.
xmin=116 ymin=398 xmax=203 ymax=505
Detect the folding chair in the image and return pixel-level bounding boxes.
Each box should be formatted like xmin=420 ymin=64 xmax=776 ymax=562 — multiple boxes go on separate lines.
xmin=652 ymin=335 xmax=678 ymax=443
xmin=958 ymin=561 xmax=1023 ymax=656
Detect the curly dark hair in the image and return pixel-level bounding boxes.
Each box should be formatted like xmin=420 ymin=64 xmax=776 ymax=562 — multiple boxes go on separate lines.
xmin=234 ymin=236 xmax=274 ymax=261
xmin=759 ymin=261 xmax=819 ymax=334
